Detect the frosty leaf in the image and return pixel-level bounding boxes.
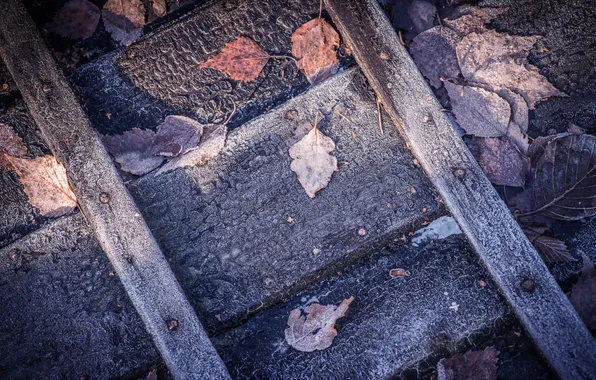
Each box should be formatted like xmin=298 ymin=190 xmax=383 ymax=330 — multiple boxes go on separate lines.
xmin=519 ymin=134 xmax=596 ymax=221
xmin=153 ymin=115 xmax=204 ymax=157
xmin=5 ymin=155 xmax=77 ymax=218
xmin=444 ymin=7 xmax=508 ymax=36
xmin=437 ymin=347 xmax=499 ymax=380
xmin=285 ymin=296 xmax=354 ymax=352
xmin=570 ymin=256 xmax=596 ymax=330
xmin=156 ymin=124 xmax=226 ymax=175
xmin=445 ymin=82 xmax=510 ymax=137
xmin=198 ymin=37 xmax=270 ymax=82
xmin=0 ymin=122 xmax=27 ymax=158
xmin=45 ymin=0 xmax=101 ymax=39
xmin=467 ymin=137 xmax=529 ymax=187
xmin=456 ymin=30 xmax=566 ymax=109
xmin=533 ymin=235 xmax=573 ymax=262
xmin=291 ymin=19 xmax=340 ymax=84
xmin=407 ymin=0 xmax=436 ymax=35
xmin=101 ymin=128 xmax=164 ymax=176
xmin=410 ymin=27 xmax=461 ymax=88
xmin=102 ymin=0 xmax=146 ymax=46
xmin=289 ymin=122 xmax=338 ymax=198
xmin=152 ymin=0 xmax=167 ymax=17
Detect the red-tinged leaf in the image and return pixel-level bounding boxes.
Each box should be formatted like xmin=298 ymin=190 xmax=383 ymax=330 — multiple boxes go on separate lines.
xmin=292 ymin=19 xmax=340 ymax=84
xmin=285 ymin=296 xmax=354 ymax=352
xmin=467 ymin=137 xmax=529 ymax=187
xmin=45 ymin=0 xmax=100 ymax=40
xmin=5 ymin=155 xmax=77 ymax=218
xmin=102 ymin=0 xmax=146 ymax=46
xmin=198 ymin=37 xmax=270 ymax=82
xmin=437 ymin=347 xmax=499 ymax=380
xmin=0 ymin=122 xmax=27 ymax=158
xmin=570 ymin=256 xmax=596 ymax=329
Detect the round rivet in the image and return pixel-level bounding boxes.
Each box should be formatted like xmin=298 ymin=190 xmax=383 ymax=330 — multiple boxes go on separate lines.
xmin=358 ymin=228 xmax=366 ymax=236
xmin=285 ymin=109 xmax=298 ymax=120
xmin=423 ymin=114 xmax=431 ymax=122
xmin=454 ymin=168 xmax=466 ymax=177
xmin=167 ymin=318 xmax=179 ymax=331
xmin=521 ymin=278 xmax=535 ymax=293
xmin=99 ymin=192 xmax=110 ymax=204
xmin=379 ymin=51 xmax=390 ymax=60
xmin=263 ymin=277 xmax=274 ymax=286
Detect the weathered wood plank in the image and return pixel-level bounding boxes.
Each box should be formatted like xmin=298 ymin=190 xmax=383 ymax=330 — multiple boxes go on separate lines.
xmin=0 ymin=1 xmax=230 ymax=379
xmin=324 ymin=0 xmax=596 ymax=378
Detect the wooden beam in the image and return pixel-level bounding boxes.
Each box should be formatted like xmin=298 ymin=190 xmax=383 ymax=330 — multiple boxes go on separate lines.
xmin=324 ymin=0 xmax=596 ymax=378
xmin=0 ymin=1 xmax=230 ymax=378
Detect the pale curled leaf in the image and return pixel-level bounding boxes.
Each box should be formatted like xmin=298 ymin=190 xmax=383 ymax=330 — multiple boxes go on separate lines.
xmin=291 ymin=19 xmax=340 ymax=84
xmin=198 ymin=37 xmax=270 ymax=82
xmin=437 ymin=347 xmax=499 ymax=380
xmin=6 ymin=155 xmax=77 ymax=218
xmin=45 ymin=0 xmax=101 ymax=39
xmin=0 ymin=122 xmax=28 ymax=158
xmin=102 ymin=0 xmax=146 ymax=46
xmin=285 ymin=296 xmax=354 ymax=352
xmin=289 ymin=126 xmax=338 ymax=198
xmin=570 ymin=256 xmax=596 ymax=330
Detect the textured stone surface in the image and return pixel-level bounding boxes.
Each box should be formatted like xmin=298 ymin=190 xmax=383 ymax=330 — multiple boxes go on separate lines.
xmin=0 ymin=214 xmax=158 ymax=379
xmin=72 ymin=0 xmax=352 ymax=135
xmin=129 ymin=68 xmax=439 ymax=332
xmin=213 ymin=235 xmax=508 ymax=379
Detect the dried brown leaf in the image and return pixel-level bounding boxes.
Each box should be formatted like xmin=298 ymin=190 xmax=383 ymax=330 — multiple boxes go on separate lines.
xmin=437 ymin=347 xmax=499 ymax=380
xmin=467 ymin=137 xmax=529 ymax=187
xmin=0 ymin=122 xmax=27 ymax=158
xmin=289 ymin=122 xmax=338 ymax=198
xmin=444 ymin=7 xmax=508 ymax=36
xmin=570 ymin=256 xmax=596 ymax=330
xmin=5 ymin=155 xmax=77 ymax=218
xmin=285 ymin=296 xmax=354 ymax=352
xmin=519 ymin=134 xmax=596 ymax=221
xmin=45 ymin=0 xmax=101 ymax=39
xmin=198 ymin=37 xmax=270 ymax=82
xmin=102 ymin=0 xmax=146 ymax=46
xmin=152 ymin=0 xmax=167 ymax=17
xmin=101 ymin=128 xmax=164 ymax=176
xmin=153 ymin=115 xmax=204 ymax=157
xmin=456 ymin=30 xmax=566 ymax=109
xmin=291 ymin=19 xmax=340 ymax=84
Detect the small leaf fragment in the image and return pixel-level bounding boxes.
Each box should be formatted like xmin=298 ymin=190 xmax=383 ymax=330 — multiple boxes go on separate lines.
xmin=102 ymin=0 xmax=146 ymax=46
xmin=291 ymin=19 xmax=340 ymax=84
xmin=5 ymin=155 xmax=77 ymax=218
xmin=198 ymin=37 xmax=270 ymax=82
xmin=570 ymin=256 xmax=596 ymax=330
xmin=0 ymin=122 xmax=28 ymax=158
xmin=45 ymin=0 xmax=101 ymax=39
xmin=285 ymin=296 xmax=354 ymax=352
xmin=533 ymin=235 xmax=574 ymax=262
xmin=153 ymin=115 xmax=204 ymax=158
xmin=152 ymin=0 xmax=167 ymax=17
xmin=289 ymin=123 xmax=338 ymax=198
xmin=437 ymin=347 xmax=499 ymax=380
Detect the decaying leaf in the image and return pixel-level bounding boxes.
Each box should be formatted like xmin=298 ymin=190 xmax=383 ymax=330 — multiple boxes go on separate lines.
xmin=5 ymin=155 xmax=77 ymax=218
xmin=570 ymin=256 xmax=596 ymax=330
xmin=152 ymin=0 xmax=167 ymax=17
xmin=522 ymin=225 xmax=574 ymax=262
xmin=444 ymin=7 xmax=508 ymax=35
xmin=156 ymin=124 xmax=227 ymax=175
xmin=407 ymin=0 xmax=437 ymax=35
xmin=467 ymin=137 xmax=528 ymax=187
xmin=153 ymin=115 xmax=204 ymax=157
xmin=0 ymin=122 xmax=28 ymax=158
xmin=410 ymin=27 xmax=462 ymax=89
xmin=445 ymin=82 xmax=510 ymax=137
xmin=198 ymin=37 xmax=270 ymax=82
xmin=102 ymin=0 xmax=146 ymax=46
xmin=45 ymin=0 xmax=101 ymax=39
xmin=437 ymin=347 xmax=499 ymax=380
xmin=456 ymin=30 xmax=566 ymax=109
xmin=519 ymin=134 xmax=596 ymax=221
xmin=285 ymin=296 xmax=354 ymax=352
xmin=102 ymin=128 xmax=164 ymax=175
xmin=291 ymin=18 xmax=340 ymax=84
xmin=289 ymin=118 xmax=338 ymax=198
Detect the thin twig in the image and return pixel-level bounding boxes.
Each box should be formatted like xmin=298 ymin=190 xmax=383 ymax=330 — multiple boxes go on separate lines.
xmin=223 ymin=100 xmax=237 ymax=125
xmin=376 ymin=97 xmax=384 ymax=135
xmin=318 ymin=0 xmax=323 ymax=20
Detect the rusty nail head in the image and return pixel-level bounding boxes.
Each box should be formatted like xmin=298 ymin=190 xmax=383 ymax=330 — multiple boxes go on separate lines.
xmin=167 ymin=318 xmax=179 ymax=331
xmin=521 ymin=278 xmax=535 ymax=293
xmin=99 ymin=192 xmax=110 ymax=203
xmin=454 ymin=168 xmax=466 ymax=177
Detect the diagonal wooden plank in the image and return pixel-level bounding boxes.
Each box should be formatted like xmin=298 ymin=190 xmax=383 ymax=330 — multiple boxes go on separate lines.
xmin=0 ymin=1 xmax=230 ymax=378
xmin=324 ymin=0 xmax=596 ymax=378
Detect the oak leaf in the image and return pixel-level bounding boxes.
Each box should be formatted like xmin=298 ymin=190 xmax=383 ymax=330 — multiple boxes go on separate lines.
xmin=285 ymin=296 xmax=354 ymax=352
xmin=291 ymin=19 xmax=340 ymax=84
xmin=0 ymin=122 xmax=28 ymax=158
xmin=289 ymin=120 xmax=338 ymax=198
xmin=5 ymin=155 xmax=77 ymax=218
xmin=45 ymin=0 xmax=101 ymax=39
xmin=198 ymin=37 xmax=270 ymax=82
xmin=102 ymin=0 xmax=146 ymax=46
xmin=437 ymin=347 xmax=499 ymax=380
xmin=570 ymin=256 xmax=596 ymax=330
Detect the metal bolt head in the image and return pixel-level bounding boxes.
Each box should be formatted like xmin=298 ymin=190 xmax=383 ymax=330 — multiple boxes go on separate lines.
xmin=99 ymin=192 xmax=110 ymax=204
xmin=454 ymin=168 xmax=466 ymax=177
xmin=167 ymin=318 xmax=179 ymax=331
xmin=521 ymin=278 xmax=535 ymax=293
